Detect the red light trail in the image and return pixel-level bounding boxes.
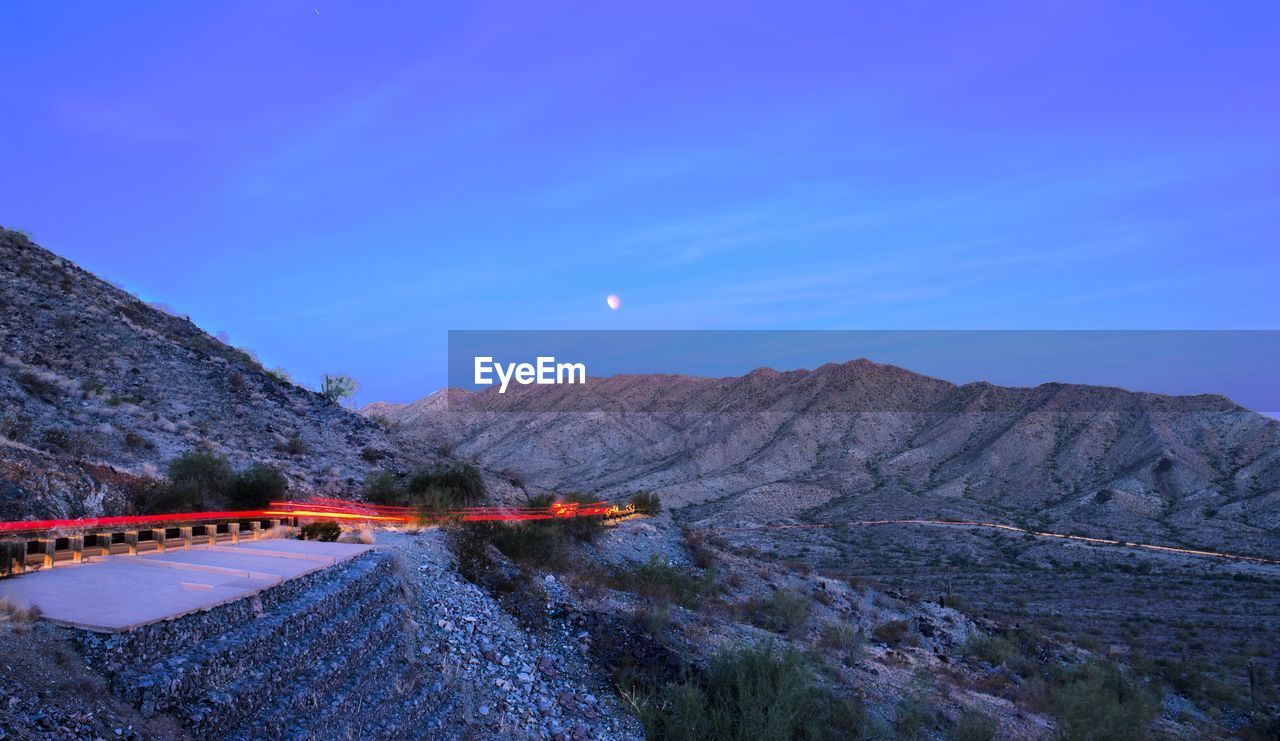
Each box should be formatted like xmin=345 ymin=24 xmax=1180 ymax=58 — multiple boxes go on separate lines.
xmin=1 ymin=502 xmax=1275 ymax=567
xmin=0 ymin=498 xmax=637 ymax=535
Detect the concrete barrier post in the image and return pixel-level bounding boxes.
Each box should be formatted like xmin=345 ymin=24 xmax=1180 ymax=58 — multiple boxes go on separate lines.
xmin=179 ymin=527 xmax=193 ymax=550
xmin=99 ymin=533 xmax=113 ymax=557
xmin=1 ymin=540 xmax=23 ymax=576
xmin=151 ymin=528 xmax=167 ymax=553
xmin=124 ymin=531 xmax=139 ymax=556
xmin=70 ymin=535 xmax=84 ymax=564
xmin=208 ymin=524 xmax=219 ymax=545
xmin=37 ymin=539 xmax=55 ymax=569
xmin=250 ymin=522 xmax=262 ymax=541
xmin=230 ymin=523 xmax=240 ymax=544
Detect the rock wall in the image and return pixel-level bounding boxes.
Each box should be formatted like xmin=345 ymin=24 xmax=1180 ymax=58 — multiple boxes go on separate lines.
xmin=74 ymin=551 xmax=448 ymax=738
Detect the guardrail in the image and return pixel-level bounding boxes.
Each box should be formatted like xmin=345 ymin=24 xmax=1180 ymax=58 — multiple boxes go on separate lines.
xmin=0 ymin=516 xmax=296 ymax=577
xmin=0 ymin=497 xmax=641 ymax=577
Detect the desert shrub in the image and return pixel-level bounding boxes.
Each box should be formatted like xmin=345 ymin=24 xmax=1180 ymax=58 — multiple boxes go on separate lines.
xmin=0 ymin=596 xmax=42 ymax=635
xmin=949 ymin=709 xmax=997 ymax=741
xmin=635 ymin=603 xmax=672 ymax=636
xmin=465 ymin=521 xmax=564 ymax=565
xmin=280 ymin=434 xmax=308 ymax=456
xmin=363 ymin=470 xmax=406 ymax=506
xmin=628 ymin=556 xmax=717 ymax=608
xmin=1239 ymin=711 xmax=1280 ymax=741
xmin=819 ymin=622 xmax=865 ymax=663
xmin=684 ymin=529 xmax=716 ymax=568
xmin=872 ymin=619 xmax=911 ymax=645
xmin=360 ymin=446 xmax=384 ymax=464
xmin=963 ymin=628 xmax=1043 ymax=677
xmin=1046 ymin=661 xmax=1157 ymax=741
xmin=147 ymin=450 xmax=233 ymax=512
xmin=557 ymin=491 xmax=606 ymax=543
xmin=39 ymin=428 xmax=80 ymax=455
xmin=756 ymin=590 xmax=811 ymax=635
xmin=447 ymin=524 xmax=548 ymax=628
xmin=266 ymin=367 xmax=292 ymax=384
xmin=340 ymin=524 xmax=376 ymax=545
xmin=630 ymin=491 xmax=661 ymax=515
xmin=414 ymin=486 xmax=459 ymax=518
xmin=407 ymin=462 xmax=486 ymax=505
xmin=227 ymin=371 xmax=245 ymax=393
xmin=320 ymin=374 xmax=359 ymax=403
xmin=16 ymin=372 xmax=60 ymax=401
xmin=301 ymin=521 xmax=341 ymax=542
xmin=637 ymin=643 xmax=866 ymax=741
xmin=123 ymin=430 xmax=149 ymax=449
xmin=228 ymin=463 xmax=287 ymax=510
xmin=894 ymin=692 xmax=939 ymax=738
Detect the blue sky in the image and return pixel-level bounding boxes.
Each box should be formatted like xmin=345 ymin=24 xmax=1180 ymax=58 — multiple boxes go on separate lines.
xmin=2 ymin=2 xmax=1278 ymax=404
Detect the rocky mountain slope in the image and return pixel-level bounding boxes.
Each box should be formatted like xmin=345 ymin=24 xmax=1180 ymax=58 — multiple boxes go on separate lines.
xmin=367 ymin=361 xmax=1280 ymax=555
xmin=0 ymin=228 xmax=427 ymax=520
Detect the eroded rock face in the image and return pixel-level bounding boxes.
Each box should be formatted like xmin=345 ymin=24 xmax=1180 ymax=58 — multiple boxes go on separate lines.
xmin=0 ymin=228 xmax=433 ymax=518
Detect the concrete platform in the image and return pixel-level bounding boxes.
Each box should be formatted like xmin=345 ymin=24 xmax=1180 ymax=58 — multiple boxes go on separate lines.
xmin=0 ymin=539 xmax=373 ymax=632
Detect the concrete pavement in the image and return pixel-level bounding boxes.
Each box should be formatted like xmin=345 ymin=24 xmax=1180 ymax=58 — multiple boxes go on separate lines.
xmin=0 ymin=539 xmax=372 ymax=631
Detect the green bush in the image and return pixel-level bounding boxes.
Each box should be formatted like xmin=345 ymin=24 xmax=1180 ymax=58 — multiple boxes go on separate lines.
xmin=301 ymin=521 xmax=341 ymax=542
xmin=227 ymin=463 xmax=287 ymax=510
xmin=962 ymin=628 xmax=1042 ymax=677
xmin=757 ymin=590 xmax=811 ymax=635
xmin=949 ymin=709 xmax=997 ymax=741
xmin=1047 ymin=662 xmax=1157 ymax=741
xmin=629 ymin=555 xmax=717 ymax=608
xmin=407 ymin=463 xmax=486 ymax=505
xmin=630 ymin=491 xmax=661 ymax=515
xmin=363 ymin=470 xmax=407 ymax=506
xmin=151 ymin=450 xmax=233 ymax=512
xmin=447 ymin=524 xmax=549 ymax=628
xmin=464 ymin=521 xmax=564 ymax=565
xmin=638 ymin=643 xmax=866 ymax=741
xmin=414 ymin=486 xmax=459 ymax=518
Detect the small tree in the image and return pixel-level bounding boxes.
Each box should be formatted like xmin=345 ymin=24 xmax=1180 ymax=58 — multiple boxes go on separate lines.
xmin=320 ymin=374 xmax=359 ymax=404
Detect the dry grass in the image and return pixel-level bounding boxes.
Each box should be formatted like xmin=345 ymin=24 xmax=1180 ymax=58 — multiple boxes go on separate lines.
xmin=0 ymin=596 xmax=42 ymax=634
xmin=262 ymin=524 xmax=297 ymax=540
xmin=339 ymin=524 xmax=376 ymax=545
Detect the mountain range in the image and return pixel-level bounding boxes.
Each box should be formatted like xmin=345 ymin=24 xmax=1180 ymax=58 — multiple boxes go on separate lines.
xmin=367 ymin=360 xmax=1280 ymax=555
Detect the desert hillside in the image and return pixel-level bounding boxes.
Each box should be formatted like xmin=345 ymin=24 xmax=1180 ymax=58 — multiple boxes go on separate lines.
xmin=369 ymin=360 xmax=1280 ymax=555
xmin=0 ymin=228 xmax=429 ymax=519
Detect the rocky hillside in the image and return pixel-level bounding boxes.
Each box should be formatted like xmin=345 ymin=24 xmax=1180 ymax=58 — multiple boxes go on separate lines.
xmin=0 ymin=228 xmax=426 ymax=520
xmin=368 ymin=360 xmax=1280 ymax=555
